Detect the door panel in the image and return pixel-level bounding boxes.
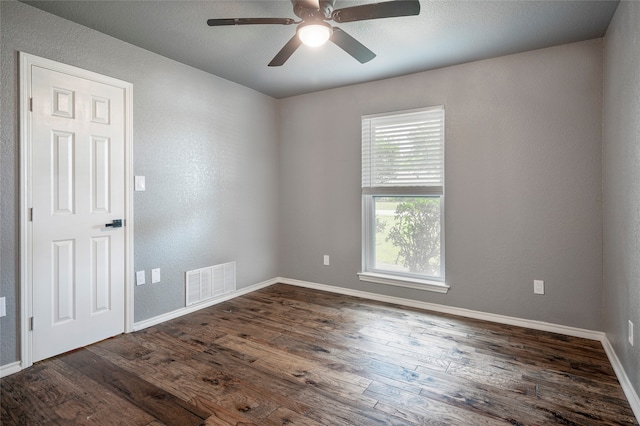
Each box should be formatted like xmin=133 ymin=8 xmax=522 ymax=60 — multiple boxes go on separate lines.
xmin=52 ymin=239 xmax=75 ymax=323
xmin=91 ymin=235 xmax=111 ymax=313
xmin=31 ymin=65 xmax=126 ymax=362
xmin=91 ymin=136 xmax=111 ymax=213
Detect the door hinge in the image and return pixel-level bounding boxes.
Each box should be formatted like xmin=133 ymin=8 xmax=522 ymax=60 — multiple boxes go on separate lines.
xmin=29 ymin=208 xmax=33 ymax=222
xmin=29 ymin=97 xmax=33 ymax=112
xmin=29 ymin=317 xmax=34 ymax=331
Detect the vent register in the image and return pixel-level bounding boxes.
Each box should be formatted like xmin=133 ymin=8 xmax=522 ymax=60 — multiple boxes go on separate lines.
xmin=185 ymin=261 xmax=236 ymax=306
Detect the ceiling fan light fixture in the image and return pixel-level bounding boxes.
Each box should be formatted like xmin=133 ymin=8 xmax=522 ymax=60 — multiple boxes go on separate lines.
xmin=297 ymin=22 xmax=332 ymax=47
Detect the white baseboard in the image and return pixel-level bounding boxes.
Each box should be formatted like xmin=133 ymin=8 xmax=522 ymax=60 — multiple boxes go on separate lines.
xmin=278 ymin=277 xmax=640 ymax=423
xmin=0 ymin=361 xmax=22 ymax=378
xmin=601 ymin=337 xmax=640 ymax=421
xmin=132 ymin=275 xmax=603 ymax=340
xmin=133 ymin=277 xmax=279 ymax=331
xmin=277 ymin=277 xmax=604 ymax=340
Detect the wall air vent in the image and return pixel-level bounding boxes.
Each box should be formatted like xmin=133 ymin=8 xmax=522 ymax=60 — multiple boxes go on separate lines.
xmin=185 ymin=261 xmax=236 ymax=306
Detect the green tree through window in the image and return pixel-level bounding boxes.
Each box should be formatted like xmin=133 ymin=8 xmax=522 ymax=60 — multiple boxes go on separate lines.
xmin=386 ymin=198 xmax=441 ymax=275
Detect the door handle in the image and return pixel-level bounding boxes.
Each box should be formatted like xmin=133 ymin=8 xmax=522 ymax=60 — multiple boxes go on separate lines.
xmin=105 ymin=219 xmax=123 ymax=228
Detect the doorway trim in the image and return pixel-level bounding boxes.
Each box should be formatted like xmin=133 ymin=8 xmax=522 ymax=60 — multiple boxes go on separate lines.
xmin=19 ymin=52 xmax=134 ymax=369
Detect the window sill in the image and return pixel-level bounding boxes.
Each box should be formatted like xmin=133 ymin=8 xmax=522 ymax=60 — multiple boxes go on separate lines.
xmin=357 ymin=272 xmax=450 ymax=294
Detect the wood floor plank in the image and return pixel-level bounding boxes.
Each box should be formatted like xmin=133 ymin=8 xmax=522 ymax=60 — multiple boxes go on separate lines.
xmin=414 ymin=368 xmax=557 ymax=424
xmin=215 ymin=333 xmax=375 ymax=393
xmin=534 ymin=381 xmax=638 ymax=425
xmin=100 ymin=337 xmax=299 ymax=425
xmin=46 ymin=358 xmax=161 ymax=426
xmin=2 ymin=283 xmax=637 ymax=425
xmin=192 ymin=345 xmax=401 ymax=425
xmin=262 ymin=406 xmax=323 ymax=426
xmin=195 ymin=397 xmax=261 ymax=426
xmin=365 ymin=380 xmax=511 ymax=425
xmin=59 ymin=349 xmax=210 ymax=425
xmin=94 ymin=333 xmax=154 ymax=361
xmin=0 ymin=365 xmax=68 ymax=426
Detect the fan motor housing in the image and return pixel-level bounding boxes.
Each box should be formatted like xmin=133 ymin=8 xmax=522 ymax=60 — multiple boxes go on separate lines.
xmin=294 ymin=0 xmax=336 ymax=21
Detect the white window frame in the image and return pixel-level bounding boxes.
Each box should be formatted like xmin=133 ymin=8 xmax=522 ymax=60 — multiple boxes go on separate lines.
xmin=359 ymin=106 xmax=449 ymax=293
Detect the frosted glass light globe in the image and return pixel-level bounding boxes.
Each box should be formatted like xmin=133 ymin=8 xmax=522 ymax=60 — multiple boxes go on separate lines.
xmin=298 ymin=22 xmax=332 ymax=47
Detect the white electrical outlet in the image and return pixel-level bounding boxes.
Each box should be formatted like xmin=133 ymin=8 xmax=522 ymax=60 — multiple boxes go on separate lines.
xmin=0 ymin=297 xmax=6 ymax=318
xmin=629 ymin=320 xmax=634 ymax=346
xmin=534 ymin=280 xmax=544 ymax=295
xmin=152 ymin=268 xmax=161 ymax=283
xmin=323 ymin=255 xmax=330 ymax=266
xmin=136 ymin=270 xmax=146 ymax=286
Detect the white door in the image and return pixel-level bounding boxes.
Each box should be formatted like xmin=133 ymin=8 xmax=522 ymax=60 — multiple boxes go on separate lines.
xmin=30 ymin=64 xmax=127 ymax=362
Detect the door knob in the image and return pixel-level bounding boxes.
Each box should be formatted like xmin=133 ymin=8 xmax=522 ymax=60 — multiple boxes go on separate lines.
xmin=105 ymin=219 xmax=123 ymax=228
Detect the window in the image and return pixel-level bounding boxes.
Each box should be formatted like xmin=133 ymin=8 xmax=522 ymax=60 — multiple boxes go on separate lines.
xmin=359 ymin=106 xmax=448 ymax=293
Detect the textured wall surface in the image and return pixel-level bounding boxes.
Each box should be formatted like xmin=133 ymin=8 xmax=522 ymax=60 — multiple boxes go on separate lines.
xmin=603 ymin=0 xmax=640 ymax=399
xmin=0 ymin=1 xmax=279 ymax=365
xmin=0 ymin=0 xmax=619 ymax=374
xmin=278 ymin=39 xmax=604 ymax=331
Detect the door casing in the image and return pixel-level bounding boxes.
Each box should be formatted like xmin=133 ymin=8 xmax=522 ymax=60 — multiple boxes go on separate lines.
xmin=19 ymin=52 xmax=134 ymax=369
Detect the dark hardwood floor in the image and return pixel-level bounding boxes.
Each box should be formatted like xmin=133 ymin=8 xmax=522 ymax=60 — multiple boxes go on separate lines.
xmin=1 ymin=283 xmax=637 ymax=425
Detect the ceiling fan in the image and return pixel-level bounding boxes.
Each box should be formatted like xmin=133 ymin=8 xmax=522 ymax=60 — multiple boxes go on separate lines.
xmin=207 ymin=0 xmax=421 ymax=67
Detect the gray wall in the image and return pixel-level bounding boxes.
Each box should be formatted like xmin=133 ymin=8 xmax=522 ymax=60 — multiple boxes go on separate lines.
xmin=278 ymin=39 xmax=604 ymax=331
xmin=0 ymin=0 xmax=618 ymax=373
xmin=0 ymin=1 xmax=280 ymax=365
xmin=603 ymin=0 xmax=640 ymax=398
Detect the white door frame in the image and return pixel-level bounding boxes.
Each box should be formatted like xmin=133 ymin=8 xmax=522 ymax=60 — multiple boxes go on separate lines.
xmin=19 ymin=52 xmax=134 ymax=369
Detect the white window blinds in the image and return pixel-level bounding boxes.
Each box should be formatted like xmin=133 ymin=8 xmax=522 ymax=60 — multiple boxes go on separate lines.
xmin=362 ymin=106 xmax=444 ymax=195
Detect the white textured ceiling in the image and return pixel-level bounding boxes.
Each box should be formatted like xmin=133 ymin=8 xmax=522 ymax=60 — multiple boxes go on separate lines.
xmin=21 ymin=0 xmax=618 ymax=98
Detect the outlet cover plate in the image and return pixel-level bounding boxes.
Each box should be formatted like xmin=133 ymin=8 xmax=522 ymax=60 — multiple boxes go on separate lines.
xmin=152 ymin=268 xmax=161 ymax=283
xmin=629 ymin=320 xmax=634 ymax=346
xmin=0 ymin=297 xmax=6 ymax=317
xmin=323 ymin=255 xmax=330 ymax=266
xmin=534 ymin=280 xmax=544 ymax=295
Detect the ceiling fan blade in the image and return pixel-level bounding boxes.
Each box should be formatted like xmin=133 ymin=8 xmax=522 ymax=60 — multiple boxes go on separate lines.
xmin=268 ymin=34 xmax=303 ymax=67
xmin=207 ymin=18 xmax=296 ymax=26
xmin=330 ymin=27 xmax=376 ymax=63
xmin=332 ymin=0 xmax=420 ymax=23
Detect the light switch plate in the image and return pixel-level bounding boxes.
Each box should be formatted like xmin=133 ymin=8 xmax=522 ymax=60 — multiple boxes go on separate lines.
xmin=534 ymin=280 xmax=544 ymax=295
xmin=136 ymin=270 xmax=146 ymax=286
xmin=134 ymin=176 xmax=146 ymax=191
xmin=152 ymin=268 xmax=161 ymax=283
xmin=0 ymin=297 xmax=6 ymax=318
xmin=323 ymin=255 xmax=330 ymax=266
